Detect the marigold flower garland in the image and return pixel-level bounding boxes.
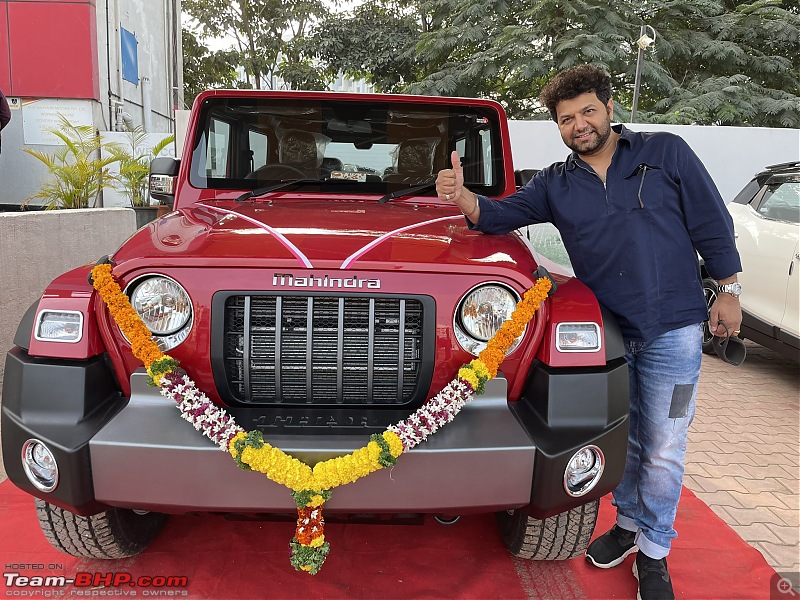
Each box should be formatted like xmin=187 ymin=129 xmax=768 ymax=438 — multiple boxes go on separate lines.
xmin=90 ymin=263 xmax=551 ymax=574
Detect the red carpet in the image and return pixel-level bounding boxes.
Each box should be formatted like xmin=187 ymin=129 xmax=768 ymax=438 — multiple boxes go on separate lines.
xmin=0 ymin=481 xmax=777 ymax=599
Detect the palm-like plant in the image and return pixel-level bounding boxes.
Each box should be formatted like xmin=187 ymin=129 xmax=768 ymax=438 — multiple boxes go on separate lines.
xmin=23 ymin=115 xmax=122 ymax=209
xmin=113 ymin=126 xmax=175 ymax=207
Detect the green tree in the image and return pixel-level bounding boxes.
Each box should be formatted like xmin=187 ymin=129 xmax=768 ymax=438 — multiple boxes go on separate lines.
xmin=642 ymin=0 xmax=800 ymax=126
xmin=307 ymin=0 xmax=800 ymax=126
xmin=183 ymin=0 xmax=330 ymax=91
xmin=23 ymin=116 xmax=122 ymax=210
xmin=306 ymin=2 xmax=428 ymax=92
xmin=182 ymin=28 xmax=242 ymax=105
xmin=112 ymin=126 xmax=175 ymax=207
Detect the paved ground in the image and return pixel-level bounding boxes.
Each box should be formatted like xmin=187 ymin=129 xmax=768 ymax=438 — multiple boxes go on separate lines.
xmin=684 ymin=341 xmax=799 ymax=582
xmin=0 ymin=340 xmax=798 ymax=582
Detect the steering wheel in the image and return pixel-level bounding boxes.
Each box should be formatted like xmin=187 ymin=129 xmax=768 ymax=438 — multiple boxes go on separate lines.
xmin=248 ymin=164 xmax=309 ymax=180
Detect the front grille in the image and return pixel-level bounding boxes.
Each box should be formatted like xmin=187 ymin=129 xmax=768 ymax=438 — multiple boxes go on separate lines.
xmin=220 ymin=294 xmax=428 ymax=405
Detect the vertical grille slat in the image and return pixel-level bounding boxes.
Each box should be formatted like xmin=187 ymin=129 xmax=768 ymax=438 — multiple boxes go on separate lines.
xmin=397 ymin=299 xmax=406 ymax=403
xmin=336 ymin=298 xmax=344 ymax=404
xmin=275 ymin=296 xmax=283 ymax=399
xmin=367 ymin=299 xmax=375 ymax=404
xmin=306 ymin=297 xmax=313 ymax=399
xmin=224 ymin=294 xmax=426 ymax=405
xmin=243 ymin=296 xmax=252 ymax=403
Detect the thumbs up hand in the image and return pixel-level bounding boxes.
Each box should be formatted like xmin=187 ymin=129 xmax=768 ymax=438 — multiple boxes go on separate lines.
xmin=435 ymin=150 xmax=479 ymax=221
xmin=435 ymin=150 xmax=464 ymax=203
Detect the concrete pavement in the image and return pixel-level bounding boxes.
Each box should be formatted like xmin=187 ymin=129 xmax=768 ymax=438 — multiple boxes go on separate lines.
xmin=685 ymin=340 xmax=799 ymax=582
xmin=0 ymin=340 xmax=798 ymax=582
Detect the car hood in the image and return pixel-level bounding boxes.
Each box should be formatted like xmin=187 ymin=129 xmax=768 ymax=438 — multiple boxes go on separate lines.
xmin=112 ymin=200 xmax=539 ymax=277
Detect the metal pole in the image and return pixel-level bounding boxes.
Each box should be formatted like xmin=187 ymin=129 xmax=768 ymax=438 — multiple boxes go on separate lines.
xmin=631 ymin=25 xmax=646 ymax=123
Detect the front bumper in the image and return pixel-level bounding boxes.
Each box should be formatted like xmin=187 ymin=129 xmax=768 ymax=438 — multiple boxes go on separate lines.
xmin=2 ymin=348 xmax=628 ymax=517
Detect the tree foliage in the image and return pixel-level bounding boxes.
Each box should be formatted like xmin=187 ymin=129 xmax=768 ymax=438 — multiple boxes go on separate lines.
xmin=183 ymin=0 xmax=330 ymax=91
xmin=307 ymin=0 xmax=800 ymax=126
xmin=306 ymin=3 xmax=422 ymax=92
xmin=182 ymin=29 xmax=242 ymax=106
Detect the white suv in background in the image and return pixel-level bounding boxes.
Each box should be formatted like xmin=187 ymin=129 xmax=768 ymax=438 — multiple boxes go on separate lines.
xmin=702 ymin=161 xmax=799 ymax=361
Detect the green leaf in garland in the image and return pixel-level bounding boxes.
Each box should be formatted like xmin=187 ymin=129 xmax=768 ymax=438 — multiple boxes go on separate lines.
xmin=289 ymin=539 xmax=331 ymax=575
xmin=370 ymin=433 xmax=398 ymax=468
xmin=291 ymin=489 xmax=332 ymax=508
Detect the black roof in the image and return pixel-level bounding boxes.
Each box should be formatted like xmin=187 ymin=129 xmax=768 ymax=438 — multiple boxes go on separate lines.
xmin=755 ymin=161 xmax=799 ymax=185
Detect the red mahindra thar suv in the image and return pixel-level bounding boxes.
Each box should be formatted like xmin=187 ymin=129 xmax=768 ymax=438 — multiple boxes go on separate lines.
xmin=2 ymin=90 xmax=629 ymax=564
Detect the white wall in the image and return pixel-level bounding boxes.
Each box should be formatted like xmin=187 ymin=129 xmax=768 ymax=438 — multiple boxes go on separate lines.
xmin=0 ymin=209 xmax=138 ymax=386
xmin=508 ymin=121 xmax=800 ymax=202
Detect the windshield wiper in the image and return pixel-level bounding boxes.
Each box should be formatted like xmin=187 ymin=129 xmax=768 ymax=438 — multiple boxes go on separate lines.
xmin=235 ymin=178 xmax=325 ymax=202
xmin=378 ymin=182 xmax=436 ymax=204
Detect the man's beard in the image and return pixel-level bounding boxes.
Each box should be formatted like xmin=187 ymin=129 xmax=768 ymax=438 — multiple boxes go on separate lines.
xmin=563 ymin=117 xmax=612 ymax=155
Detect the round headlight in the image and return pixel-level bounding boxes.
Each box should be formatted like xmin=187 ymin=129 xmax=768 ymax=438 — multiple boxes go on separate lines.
xmin=459 ymin=285 xmax=518 ymax=341
xmin=130 ymin=276 xmax=192 ymax=335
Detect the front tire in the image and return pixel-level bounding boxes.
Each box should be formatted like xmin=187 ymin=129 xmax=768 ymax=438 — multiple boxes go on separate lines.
xmin=35 ymin=499 xmax=167 ymax=559
xmin=496 ymin=500 xmax=599 ymax=560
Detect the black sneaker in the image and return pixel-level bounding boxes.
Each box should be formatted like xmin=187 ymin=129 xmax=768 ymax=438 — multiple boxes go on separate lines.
xmin=633 ymin=553 xmax=675 ymax=600
xmin=585 ymin=524 xmax=638 ymax=568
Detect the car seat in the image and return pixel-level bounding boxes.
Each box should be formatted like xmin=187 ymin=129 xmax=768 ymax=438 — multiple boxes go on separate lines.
xmin=384 ymin=139 xmax=438 ymax=184
xmin=247 ymin=130 xmax=322 ymax=180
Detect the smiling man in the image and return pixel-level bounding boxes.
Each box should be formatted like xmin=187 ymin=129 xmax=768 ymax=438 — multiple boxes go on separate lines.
xmin=436 ymin=64 xmax=742 ymax=600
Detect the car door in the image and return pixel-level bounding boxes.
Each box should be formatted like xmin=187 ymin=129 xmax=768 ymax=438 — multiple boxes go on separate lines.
xmin=728 ymin=176 xmax=800 ymax=336
xmin=786 ymin=240 xmax=799 ymax=337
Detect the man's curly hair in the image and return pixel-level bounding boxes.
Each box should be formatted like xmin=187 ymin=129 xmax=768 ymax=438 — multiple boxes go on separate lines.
xmin=539 ymin=65 xmax=612 ymax=122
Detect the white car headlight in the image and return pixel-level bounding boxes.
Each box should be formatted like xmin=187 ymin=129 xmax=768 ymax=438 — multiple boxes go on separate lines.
xmin=34 ymin=310 xmax=83 ymax=343
xmin=455 ymin=284 xmax=524 ymax=356
xmin=130 ymin=276 xmax=192 ymax=334
xmin=556 ymin=323 xmax=601 ymax=352
xmin=126 ymin=276 xmax=193 ymax=350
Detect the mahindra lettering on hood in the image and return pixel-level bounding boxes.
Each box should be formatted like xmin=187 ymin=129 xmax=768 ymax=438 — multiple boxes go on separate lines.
xmin=2 ymin=90 xmax=629 ymax=566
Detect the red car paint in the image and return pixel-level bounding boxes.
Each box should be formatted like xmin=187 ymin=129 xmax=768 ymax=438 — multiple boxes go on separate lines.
xmin=30 ymin=92 xmax=607 ymax=399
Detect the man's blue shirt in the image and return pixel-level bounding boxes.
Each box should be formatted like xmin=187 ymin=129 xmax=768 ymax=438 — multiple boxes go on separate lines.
xmin=473 ymin=124 xmax=741 ymax=342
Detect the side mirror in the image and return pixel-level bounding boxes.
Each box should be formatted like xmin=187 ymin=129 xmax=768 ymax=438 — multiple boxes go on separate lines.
xmin=149 ymin=157 xmax=180 ymax=207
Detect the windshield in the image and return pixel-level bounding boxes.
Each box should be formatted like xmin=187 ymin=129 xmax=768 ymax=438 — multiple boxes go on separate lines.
xmin=189 ymin=95 xmax=505 ymax=197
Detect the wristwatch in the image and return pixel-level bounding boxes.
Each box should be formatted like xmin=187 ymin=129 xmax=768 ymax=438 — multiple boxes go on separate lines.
xmin=717 ymin=282 xmax=742 ymax=298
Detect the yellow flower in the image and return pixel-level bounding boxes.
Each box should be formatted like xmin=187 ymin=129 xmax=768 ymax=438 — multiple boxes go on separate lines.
xmin=309 ymin=535 xmax=326 ymax=548
xmin=458 ymin=367 xmax=480 ymax=389
xmin=382 ymin=431 xmax=404 ymax=457
xmin=469 ymin=359 xmax=490 ymax=380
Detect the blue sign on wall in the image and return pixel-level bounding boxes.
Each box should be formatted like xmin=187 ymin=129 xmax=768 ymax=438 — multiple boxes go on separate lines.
xmin=121 ymin=27 xmax=139 ymax=85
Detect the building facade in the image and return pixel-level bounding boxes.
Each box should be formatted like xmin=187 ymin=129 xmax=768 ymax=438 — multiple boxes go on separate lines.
xmin=0 ymin=0 xmax=182 ymax=207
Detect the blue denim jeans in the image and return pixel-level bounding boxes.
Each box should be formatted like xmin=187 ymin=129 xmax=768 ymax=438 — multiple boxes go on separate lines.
xmin=613 ymin=322 xmax=703 ymax=559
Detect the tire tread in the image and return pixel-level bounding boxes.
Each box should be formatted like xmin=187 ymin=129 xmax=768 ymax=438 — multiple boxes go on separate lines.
xmin=34 ymin=499 xmax=165 ymax=559
xmin=496 ymin=499 xmax=599 ymax=560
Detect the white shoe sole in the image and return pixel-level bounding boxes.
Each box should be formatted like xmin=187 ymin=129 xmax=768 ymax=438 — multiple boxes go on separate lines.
xmin=585 ymin=544 xmax=638 ymax=569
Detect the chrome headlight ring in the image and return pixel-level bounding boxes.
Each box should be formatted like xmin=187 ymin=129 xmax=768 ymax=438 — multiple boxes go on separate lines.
xmin=122 ymin=274 xmax=193 ymax=351
xmin=454 ymin=282 xmax=525 ymax=357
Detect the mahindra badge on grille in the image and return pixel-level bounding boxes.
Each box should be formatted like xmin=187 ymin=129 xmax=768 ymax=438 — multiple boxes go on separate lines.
xmin=272 ymin=273 xmax=381 ymax=289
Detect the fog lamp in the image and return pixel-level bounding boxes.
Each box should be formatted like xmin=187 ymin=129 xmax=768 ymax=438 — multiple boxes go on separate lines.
xmin=21 ymin=439 xmax=59 ymax=492
xmin=564 ymin=445 xmax=604 ymax=497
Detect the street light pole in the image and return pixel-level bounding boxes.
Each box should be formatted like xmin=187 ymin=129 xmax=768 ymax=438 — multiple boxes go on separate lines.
xmin=631 ymin=25 xmax=656 ymax=123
